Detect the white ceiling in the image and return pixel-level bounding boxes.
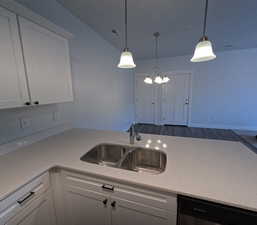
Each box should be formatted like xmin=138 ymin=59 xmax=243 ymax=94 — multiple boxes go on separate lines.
xmin=57 ymin=0 xmax=257 ymax=59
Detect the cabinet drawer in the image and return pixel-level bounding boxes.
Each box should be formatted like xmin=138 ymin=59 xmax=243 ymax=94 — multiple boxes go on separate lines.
xmin=0 ymin=172 xmax=50 ymax=224
xmin=61 ymin=170 xmax=115 ymax=195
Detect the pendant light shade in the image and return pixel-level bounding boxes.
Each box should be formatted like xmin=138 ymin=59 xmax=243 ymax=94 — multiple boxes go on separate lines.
xmin=144 ymin=76 xmax=153 ymax=84
xmin=191 ymin=37 xmax=216 ymax=62
xmin=162 ymin=76 xmax=170 ymax=83
xmin=117 ymin=0 xmax=136 ymax=69
xmin=118 ymin=50 xmax=136 ymax=68
xmin=154 ymin=76 xmax=163 ymax=84
xmin=191 ymin=0 xmax=216 ymax=63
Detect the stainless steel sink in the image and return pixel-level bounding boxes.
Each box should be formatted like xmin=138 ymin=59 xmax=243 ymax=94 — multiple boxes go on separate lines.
xmin=120 ymin=148 xmax=167 ymax=174
xmin=80 ymin=144 xmax=127 ymax=167
xmin=80 ymin=144 xmax=166 ymax=174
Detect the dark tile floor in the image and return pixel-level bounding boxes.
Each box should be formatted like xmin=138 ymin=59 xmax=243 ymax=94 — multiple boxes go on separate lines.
xmin=134 ymin=123 xmax=257 ymax=154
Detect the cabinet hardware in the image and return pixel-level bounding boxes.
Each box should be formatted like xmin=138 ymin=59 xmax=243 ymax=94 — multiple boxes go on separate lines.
xmin=17 ymin=191 xmax=35 ymax=205
xmin=111 ymin=201 xmax=116 ymax=208
xmin=103 ymin=199 xmax=108 ymax=205
xmin=25 ymin=102 xmax=31 ymax=106
xmin=34 ymin=101 xmax=39 ymax=105
xmin=102 ymin=184 xmax=114 ymax=192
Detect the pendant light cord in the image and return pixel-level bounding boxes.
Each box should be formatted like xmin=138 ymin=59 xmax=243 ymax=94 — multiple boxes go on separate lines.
xmin=155 ymin=35 xmax=158 ymax=68
xmin=202 ymin=0 xmax=209 ymax=38
xmin=154 ymin=32 xmax=160 ymax=71
xmin=125 ymin=0 xmax=128 ymax=50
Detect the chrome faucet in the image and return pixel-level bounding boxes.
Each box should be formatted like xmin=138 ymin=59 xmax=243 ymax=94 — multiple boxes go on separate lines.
xmin=129 ymin=123 xmax=141 ymax=144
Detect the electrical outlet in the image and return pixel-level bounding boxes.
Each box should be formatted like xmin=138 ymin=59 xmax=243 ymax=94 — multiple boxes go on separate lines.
xmin=20 ymin=118 xmax=32 ymax=129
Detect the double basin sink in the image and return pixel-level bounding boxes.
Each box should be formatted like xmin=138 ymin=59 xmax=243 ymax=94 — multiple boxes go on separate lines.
xmin=80 ymin=144 xmax=167 ymax=175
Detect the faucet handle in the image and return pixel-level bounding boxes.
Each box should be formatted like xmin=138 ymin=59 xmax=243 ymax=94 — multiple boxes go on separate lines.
xmin=136 ymin=134 xmax=142 ymax=141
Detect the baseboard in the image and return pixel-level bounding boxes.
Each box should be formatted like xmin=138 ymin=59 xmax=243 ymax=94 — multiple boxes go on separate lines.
xmin=189 ymin=122 xmax=257 ymax=131
xmin=0 ymin=123 xmax=72 ymax=156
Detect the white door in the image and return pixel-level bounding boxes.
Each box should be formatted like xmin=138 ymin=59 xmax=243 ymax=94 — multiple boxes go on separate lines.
xmin=62 ymin=185 xmax=110 ymax=225
xmin=0 ymin=7 xmax=29 ymax=109
xmin=6 ymin=191 xmax=56 ymax=225
xmin=135 ymin=75 xmax=157 ymax=124
xmin=19 ymin=17 xmax=73 ymax=105
xmin=161 ymin=73 xmax=190 ymax=126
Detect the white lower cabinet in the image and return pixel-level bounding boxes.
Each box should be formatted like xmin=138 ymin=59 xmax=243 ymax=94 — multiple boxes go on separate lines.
xmin=63 ymin=185 xmax=110 ymax=225
xmin=1 ymin=170 xmax=177 ymax=225
xmin=60 ymin=170 xmax=177 ymax=225
xmin=0 ymin=172 xmax=55 ymax=225
xmin=111 ymin=187 xmax=176 ymax=225
xmin=111 ymin=197 xmax=169 ymax=225
xmin=5 ymin=190 xmax=56 ymax=225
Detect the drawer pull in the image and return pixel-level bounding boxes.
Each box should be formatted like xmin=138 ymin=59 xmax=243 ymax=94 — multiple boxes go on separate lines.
xmin=17 ymin=191 xmax=35 ymax=205
xmin=102 ymin=184 xmax=114 ymax=192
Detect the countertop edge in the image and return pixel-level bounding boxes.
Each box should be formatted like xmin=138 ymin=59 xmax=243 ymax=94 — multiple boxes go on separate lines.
xmin=2 ymin=164 xmax=257 ymax=213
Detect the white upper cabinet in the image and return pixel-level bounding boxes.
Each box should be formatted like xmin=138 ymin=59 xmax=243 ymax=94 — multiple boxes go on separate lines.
xmin=0 ymin=7 xmax=29 ymax=109
xmin=19 ymin=17 xmax=73 ymax=105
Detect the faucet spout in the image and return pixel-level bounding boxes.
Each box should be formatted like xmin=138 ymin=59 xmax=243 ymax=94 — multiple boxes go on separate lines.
xmin=117 ymin=147 xmax=135 ymax=167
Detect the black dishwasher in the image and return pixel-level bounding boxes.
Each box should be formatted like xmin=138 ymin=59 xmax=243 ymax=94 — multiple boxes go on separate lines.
xmin=177 ymin=195 xmax=257 ymax=225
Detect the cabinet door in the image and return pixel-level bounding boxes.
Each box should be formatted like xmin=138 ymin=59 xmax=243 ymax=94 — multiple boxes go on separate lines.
xmin=110 ymin=197 xmax=170 ymax=225
xmin=0 ymin=7 xmax=29 ymax=109
xmin=6 ymin=190 xmax=56 ymax=225
xmin=62 ymin=185 xmax=110 ymax=225
xmin=19 ymin=17 xmax=73 ymax=105
xmin=111 ymin=186 xmax=177 ymax=225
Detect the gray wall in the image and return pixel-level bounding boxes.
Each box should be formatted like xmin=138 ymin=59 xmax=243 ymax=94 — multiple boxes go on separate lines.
xmin=136 ymin=48 xmax=257 ymax=131
xmin=0 ymin=0 xmax=134 ymax=145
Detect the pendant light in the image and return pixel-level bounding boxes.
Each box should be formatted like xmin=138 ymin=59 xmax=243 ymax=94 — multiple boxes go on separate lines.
xmin=144 ymin=32 xmax=170 ymax=84
xmin=154 ymin=76 xmax=163 ymax=84
xmin=191 ymin=0 xmax=216 ymax=62
xmin=144 ymin=76 xmax=153 ymax=84
xmin=117 ymin=0 xmax=136 ymax=68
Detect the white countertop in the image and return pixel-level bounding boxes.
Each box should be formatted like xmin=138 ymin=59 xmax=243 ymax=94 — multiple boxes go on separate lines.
xmin=0 ymin=129 xmax=257 ymax=212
